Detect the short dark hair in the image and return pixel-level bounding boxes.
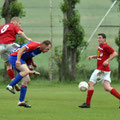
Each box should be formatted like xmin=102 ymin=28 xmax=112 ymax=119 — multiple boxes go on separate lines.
xmin=42 ymin=40 xmax=52 ymax=46
xmin=98 ymin=33 xmax=106 ymax=39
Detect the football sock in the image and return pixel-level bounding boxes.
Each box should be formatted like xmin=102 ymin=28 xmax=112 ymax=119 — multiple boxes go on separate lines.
xmin=86 ymin=90 xmax=94 ymax=105
xmin=9 ymin=74 xmax=23 ymax=87
xmin=26 ymin=59 xmax=33 ymax=71
xmin=110 ymin=88 xmax=120 ymax=99
xmin=19 ymin=85 xmax=27 ymax=102
xmin=7 ymin=69 xmax=15 ymax=80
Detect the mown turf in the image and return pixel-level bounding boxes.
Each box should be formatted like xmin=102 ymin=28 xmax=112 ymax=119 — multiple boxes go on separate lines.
xmin=0 ymin=81 xmax=120 ymax=120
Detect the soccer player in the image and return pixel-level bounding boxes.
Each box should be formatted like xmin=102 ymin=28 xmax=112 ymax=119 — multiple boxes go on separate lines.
xmin=0 ymin=17 xmax=32 ymax=90
xmin=79 ymin=33 xmax=119 ymax=108
xmin=6 ymin=40 xmax=52 ymax=108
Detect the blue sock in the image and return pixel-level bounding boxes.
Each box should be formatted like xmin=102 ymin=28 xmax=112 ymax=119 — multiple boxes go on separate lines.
xmin=9 ymin=74 xmax=23 ymax=87
xmin=19 ymin=86 xmax=27 ymax=102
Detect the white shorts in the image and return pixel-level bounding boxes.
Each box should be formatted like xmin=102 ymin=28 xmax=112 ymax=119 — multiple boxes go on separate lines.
xmin=0 ymin=43 xmax=20 ymax=62
xmin=89 ymin=69 xmax=111 ymax=84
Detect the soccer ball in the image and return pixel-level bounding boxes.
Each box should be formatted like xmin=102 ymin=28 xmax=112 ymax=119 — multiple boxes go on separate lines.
xmin=78 ymin=81 xmax=88 ymax=92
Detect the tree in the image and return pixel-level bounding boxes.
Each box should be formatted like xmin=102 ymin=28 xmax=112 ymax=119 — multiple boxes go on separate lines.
xmin=114 ymin=0 xmax=120 ymax=80
xmin=115 ymin=30 xmax=120 ymax=79
xmin=59 ymin=0 xmax=86 ymax=81
xmin=1 ymin=0 xmax=25 ymax=23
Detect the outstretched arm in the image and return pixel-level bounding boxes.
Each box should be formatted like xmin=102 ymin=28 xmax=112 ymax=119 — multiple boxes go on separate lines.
xmin=17 ymin=31 xmax=32 ymax=41
xmin=88 ymin=55 xmax=97 ymax=60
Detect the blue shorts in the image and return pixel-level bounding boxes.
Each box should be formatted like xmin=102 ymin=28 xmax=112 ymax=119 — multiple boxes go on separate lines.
xmin=9 ymin=55 xmax=25 ymax=73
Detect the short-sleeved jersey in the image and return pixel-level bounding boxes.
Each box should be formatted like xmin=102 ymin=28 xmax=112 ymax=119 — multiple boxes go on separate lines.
xmin=0 ymin=23 xmax=23 ymax=44
xmin=11 ymin=41 xmax=41 ymax=60
xmin=97 ymin=43 xmax=114 ymax=71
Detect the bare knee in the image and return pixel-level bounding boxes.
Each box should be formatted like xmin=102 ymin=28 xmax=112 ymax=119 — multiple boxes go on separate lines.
xmin=22 ymin=77 xmax=30 ymax=86
xmin=88 ymin=81 xmax=94 ymax=90
xmin=103 ymin=81 xmax=112 ymax=92
xmin=5 ymin=61 xmax=12 ymax=70
xmin=104 ymin=86 xmax=112 ymax=92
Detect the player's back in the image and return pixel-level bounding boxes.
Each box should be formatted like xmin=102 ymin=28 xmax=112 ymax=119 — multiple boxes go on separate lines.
xmin=0 ymin=23 xmax=21 ymax=44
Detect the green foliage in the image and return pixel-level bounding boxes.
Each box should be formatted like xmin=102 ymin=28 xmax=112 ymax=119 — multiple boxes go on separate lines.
xmin=61 ymin=0 xmax=85 ymax=49
xmin=15 ymin=37 xmax=26 ymax=45
xmin=60 ymin=0 xmax=80 ymax=12
xmin=60 ymin=1 xmax=69 ymax=12
xmin=1 ymin=0 xmax=25 ymax=18
xmin=9 ymin=1 xmax=25 ymax=18
xmin=115 ymin=37 xmax=120 ymax=46
xmin=53 ymin=46 xmax=62 ymax=66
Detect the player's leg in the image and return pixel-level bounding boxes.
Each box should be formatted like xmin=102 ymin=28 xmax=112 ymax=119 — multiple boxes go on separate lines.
xmin=79 ymin=81 xmax=95 ymax=108
xmin=102 ymin=71 xmax=120 ymax=100
xmin=5 ymin=61 xmax=20 ymax=91
xmin=6 ymin=62 xmax=30 ymax=94
xmin=26 ymin=58 xmax=40 ymax=76
xmin=25 ymin=59 xmax=33 ymax=71
xmin=18 ymin=75 xmax=31 ymax=108
xmin=1 ymin=44 xmax=20 ymax=91
xmin=78 ymin=69 xmax=99 ymax=108
xmin=103 ymin=80 xmax=120 ymax=99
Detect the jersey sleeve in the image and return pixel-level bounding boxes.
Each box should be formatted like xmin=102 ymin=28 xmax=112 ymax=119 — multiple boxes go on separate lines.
xmin=104 ymin=45 xmax=115 ymax=55
xmin=24 ymin=42 xmax=40 ymax=51
xmin=14 ymin=26 xmax=23 ymax=33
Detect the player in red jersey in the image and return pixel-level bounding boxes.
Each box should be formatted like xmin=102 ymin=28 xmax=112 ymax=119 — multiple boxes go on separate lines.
xmin=79 ymin=33 xmax=119 ymax=108
xmin=0 ymin=17 xmax=32 ymax=91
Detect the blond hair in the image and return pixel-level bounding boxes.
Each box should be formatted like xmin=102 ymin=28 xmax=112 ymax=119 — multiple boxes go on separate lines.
xmin=10 ymin=17 xmax=20 ymax=23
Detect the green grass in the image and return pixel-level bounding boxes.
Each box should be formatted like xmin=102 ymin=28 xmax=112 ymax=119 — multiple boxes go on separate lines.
xmin=0 ymin=81 xmax=120 ymax=120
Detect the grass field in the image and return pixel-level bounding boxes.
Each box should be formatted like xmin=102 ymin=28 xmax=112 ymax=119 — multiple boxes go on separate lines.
xmin=0 ymin=1 xmax=120 ymax=119
xmin=0 ymin=81 xmax=120 ymax=120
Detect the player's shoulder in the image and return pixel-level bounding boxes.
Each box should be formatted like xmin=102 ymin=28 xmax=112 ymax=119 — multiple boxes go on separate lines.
xmin=24 ymin=41 xmax=40 ymax=46
xmin=103 ymin=43 xmax=112 ymax=48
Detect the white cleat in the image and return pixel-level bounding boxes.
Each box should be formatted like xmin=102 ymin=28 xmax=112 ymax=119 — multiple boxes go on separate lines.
xmin=29 ymin=70 xmax=40 ymax=76
xmin=6 ymin=85 xmax=15 ymax=94
xmin=18 ymin=101 xmax=32 ymax=108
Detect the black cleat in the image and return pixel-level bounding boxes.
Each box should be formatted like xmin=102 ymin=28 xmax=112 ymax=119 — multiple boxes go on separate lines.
xmin=6 ymin=85 xmax=15 ymax=94
xmin=18 ymin=102 xmax=32 ymax=108
xmin=78 ymin=103 xmax=90 ymax=108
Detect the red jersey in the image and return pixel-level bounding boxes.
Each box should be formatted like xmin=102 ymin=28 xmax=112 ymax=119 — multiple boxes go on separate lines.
xmin=0 ymin=23 xmax=23 ymax=44
xmin=97 ymin=43 xmax=114 ymax=71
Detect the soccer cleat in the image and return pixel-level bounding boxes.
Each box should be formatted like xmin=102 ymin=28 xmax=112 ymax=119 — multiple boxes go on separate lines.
xmin=78 ymin=103 xmax=90 ymax=108
xmin=6 ymin=85 xmax=15 ymax=94
xmin=29 ymin=70 xmax=40 ymax=76
xmin=18 ymin=101 xmax=32 ymax=108
xmin=14 ymin=84 xmax=20 ymax=91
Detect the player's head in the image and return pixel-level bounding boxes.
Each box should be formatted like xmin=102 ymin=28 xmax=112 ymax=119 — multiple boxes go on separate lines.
xmin=11 ymin=17 xmax=21 ymax=27
xmin=98 ymin=33 xmax=106 ymax=45
xmin=40 ymin=40 xmax=52 ymax=53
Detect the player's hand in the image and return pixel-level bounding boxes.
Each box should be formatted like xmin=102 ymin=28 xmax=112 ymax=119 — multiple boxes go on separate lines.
xmin=32 ymin=62 xmax=37 ymax=68
xmin=16 ymin=60 xmax=21 ymax=68
xmin=103 ymin=60 xmax=108 ymax=66
xmin=27 ymin=38 xmax=32 ymax=41
xmin=88 ymin=56 xmax=93 ymax=60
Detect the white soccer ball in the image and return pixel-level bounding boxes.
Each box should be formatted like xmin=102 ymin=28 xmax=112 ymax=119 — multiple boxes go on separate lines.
xmin=78 ymin=81 xmax=88 ymax=92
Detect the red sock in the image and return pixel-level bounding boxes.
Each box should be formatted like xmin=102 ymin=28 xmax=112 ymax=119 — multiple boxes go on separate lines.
xmin=86 ymin=90 xmax=94 ymax=105
xmin=7 ymin=69 xmax=15 ymax=80
xmin=110 ymin=88 xmax=120 ymax=99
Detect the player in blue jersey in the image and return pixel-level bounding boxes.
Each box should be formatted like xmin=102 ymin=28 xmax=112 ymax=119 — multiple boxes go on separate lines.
xmin=6 ymin=40 xmax=52 ymax=108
